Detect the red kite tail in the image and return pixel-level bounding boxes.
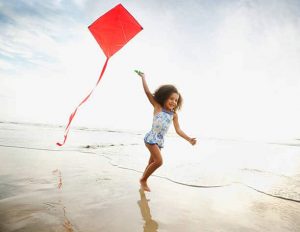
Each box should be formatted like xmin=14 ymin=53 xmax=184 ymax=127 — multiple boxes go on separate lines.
xmin=56 ymin=57 xmax=109 ymax=146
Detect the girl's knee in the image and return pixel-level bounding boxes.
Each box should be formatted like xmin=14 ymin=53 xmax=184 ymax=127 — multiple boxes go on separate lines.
xmin=155 ymin=159 xmax=163 ymax=167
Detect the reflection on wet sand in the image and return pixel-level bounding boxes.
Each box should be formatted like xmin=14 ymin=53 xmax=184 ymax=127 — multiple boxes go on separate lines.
xmin=63 ymin=205 xmax=74 ymax=232
xmin=51 ymin=169 xmax=74 ymax=232
xmin=138 ymin=189 xmax=159 ymax=232
xmin=52 ymin=169 xmax=63 ymax=189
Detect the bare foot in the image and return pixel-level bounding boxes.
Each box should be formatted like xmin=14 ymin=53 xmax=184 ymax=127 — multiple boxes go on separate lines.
xmin=140 ymin=179 xmax=151 ymax=192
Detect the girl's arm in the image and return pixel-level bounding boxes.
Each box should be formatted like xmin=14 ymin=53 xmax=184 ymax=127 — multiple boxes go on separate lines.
xmin=137 ymin=72 xmax=160 ymax=109
xmin=173 ymin=113 xmax=197 ymax=145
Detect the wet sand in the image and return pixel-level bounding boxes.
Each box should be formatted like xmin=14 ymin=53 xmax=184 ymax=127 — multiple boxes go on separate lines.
xmin=1 ymin=145 xmax=300 ymax=232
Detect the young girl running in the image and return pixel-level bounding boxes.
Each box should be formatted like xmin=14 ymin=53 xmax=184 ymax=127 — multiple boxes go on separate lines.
xmin=136 ymin=71 xmax=196 ymax=192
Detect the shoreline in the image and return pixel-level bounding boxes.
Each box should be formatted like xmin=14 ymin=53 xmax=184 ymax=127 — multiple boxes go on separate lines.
xmin=1 ymin=141 xmax=299 ymax=204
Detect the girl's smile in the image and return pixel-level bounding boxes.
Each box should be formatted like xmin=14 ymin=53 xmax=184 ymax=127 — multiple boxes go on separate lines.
xmin=164 ymin=93 xmax=179 ymax=111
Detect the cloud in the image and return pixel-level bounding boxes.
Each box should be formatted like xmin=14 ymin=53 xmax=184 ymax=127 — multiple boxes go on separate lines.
xmin=0 ymin=0 xmax=86 ymax=74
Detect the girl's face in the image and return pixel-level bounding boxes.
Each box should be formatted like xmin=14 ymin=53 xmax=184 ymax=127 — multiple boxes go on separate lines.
xmin=164 ymin=92 xmax=179 ymax=111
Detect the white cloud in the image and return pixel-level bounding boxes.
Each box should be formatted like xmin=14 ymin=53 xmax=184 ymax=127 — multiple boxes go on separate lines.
xmin=0 ymin=60 xmax=14 ymax=71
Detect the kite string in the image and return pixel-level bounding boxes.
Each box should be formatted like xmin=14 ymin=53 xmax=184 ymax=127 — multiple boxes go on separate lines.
xmin=56 ymin=57 xmax=109 ymax=146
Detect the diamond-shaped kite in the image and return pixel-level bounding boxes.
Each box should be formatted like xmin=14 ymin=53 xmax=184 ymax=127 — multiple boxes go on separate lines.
xmin=57 ymin=4 xmax=143 ymax=146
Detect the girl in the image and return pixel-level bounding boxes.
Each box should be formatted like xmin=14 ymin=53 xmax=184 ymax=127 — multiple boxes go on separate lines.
xmin=136 ymin=71 xmax=196 ymax=192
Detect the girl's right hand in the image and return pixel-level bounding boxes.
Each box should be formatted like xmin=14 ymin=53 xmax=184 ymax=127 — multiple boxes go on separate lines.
xmin=189 ymin=138 xmax=197 ymax=145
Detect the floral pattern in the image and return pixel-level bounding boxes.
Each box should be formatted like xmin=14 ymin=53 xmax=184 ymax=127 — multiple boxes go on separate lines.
xmin=144 ymin=109 xmax=174 ymax=148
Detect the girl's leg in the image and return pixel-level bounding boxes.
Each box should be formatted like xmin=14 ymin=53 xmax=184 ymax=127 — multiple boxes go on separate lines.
xmin=142 ymin=156 xmax=154 ymax=174
xmin=140 ymin=144 xmax=163 ymax=191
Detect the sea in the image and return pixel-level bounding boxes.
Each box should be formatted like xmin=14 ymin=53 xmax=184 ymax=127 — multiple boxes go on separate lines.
xmin=0 ymin=121 xmax=299 ymax=203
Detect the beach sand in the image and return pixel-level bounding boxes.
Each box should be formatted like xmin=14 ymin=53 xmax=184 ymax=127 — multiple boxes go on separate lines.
xmin=1 ymin=143 xmax=300 ymax=232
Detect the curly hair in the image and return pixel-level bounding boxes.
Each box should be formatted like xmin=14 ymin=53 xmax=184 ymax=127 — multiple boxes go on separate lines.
xmin=153 ymin=84 xmax=183 ymax=111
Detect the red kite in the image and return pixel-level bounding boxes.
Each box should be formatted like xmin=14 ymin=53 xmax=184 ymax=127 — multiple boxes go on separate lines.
xmin=57 ymin=4 xmax=143 ymax=146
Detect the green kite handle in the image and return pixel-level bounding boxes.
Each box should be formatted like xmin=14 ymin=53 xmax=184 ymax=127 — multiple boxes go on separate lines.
xmin=134 ymin=70 xmax=144 ymax=75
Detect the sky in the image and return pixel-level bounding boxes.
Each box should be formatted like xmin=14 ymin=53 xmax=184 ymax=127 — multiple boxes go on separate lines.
xmin=1 ymin=0 xmax=300 ymax=141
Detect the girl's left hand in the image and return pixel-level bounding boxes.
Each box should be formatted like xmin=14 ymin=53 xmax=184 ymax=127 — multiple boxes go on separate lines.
xmin=189 ymin=138 xmax=197 ymax=145
xmin=135 ymin=70 xmax=144 ymax=78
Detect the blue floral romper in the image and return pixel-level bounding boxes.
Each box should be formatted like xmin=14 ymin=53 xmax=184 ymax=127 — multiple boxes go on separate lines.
xmin=144 ymin=108 xmax=174 ymax=148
